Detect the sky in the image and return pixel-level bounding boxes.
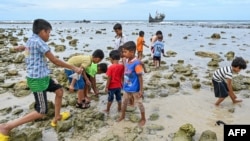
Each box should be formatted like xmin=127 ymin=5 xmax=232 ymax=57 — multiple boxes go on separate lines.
xmin=0 ymin=0 xmax=250 ymax=20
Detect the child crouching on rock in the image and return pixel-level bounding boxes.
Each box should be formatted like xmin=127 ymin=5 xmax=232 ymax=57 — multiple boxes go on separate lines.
xmin=212 ymin=56 xmax=247 ymax=106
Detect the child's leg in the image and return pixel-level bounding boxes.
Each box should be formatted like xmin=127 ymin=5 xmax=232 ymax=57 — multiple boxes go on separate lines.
xmin=117 ymin=92 xmax=130 ymax=122
xmin=138 ymin=51 xmax=142 ymax=60
xmin=118 ymin=102 xmax=122 ymax=112
xmin=54 ymin=88 xmax=64 ymax=122
xmin=115 ymin=88 xmax=122 ymax=112
xmin=156 ymin=60 xmax=160 ymax=68
xmin=104 ymin=89 xmax=114 ymax=113
xmin=0 ymin=91 xmax=47 ymax=136
xmin=215 ymin=97 xmax=225 ymax=106
xmin=84 ymin=85 xmax=90 ymax=102
xmin=104 ymin=102 xmax=112 ymax=113
xmin=129 ymin=96 xmax=134 ymax=107
xmin=133 ymin=93 xmax=146 ymax=126
xmin=0 ymin=111 xmax=43 ymax=136
xmin=141 ymin=63 xmax=147 ymax=73
xmin=69 ymin=78 xmax=76 ymax=92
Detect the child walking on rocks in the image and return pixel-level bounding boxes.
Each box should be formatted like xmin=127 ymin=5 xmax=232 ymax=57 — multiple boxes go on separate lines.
xmin=0 ymin=19 xmax=82 ymax=141
xmin=117 ymin=41 xmax=146 ymax=127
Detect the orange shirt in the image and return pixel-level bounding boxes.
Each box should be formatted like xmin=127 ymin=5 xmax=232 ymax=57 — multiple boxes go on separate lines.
xmin=136 ymin=36 xmax=144 ymax=52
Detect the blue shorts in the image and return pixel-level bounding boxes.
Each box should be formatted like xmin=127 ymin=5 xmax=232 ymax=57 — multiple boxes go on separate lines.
xmin=108 ymin=88 xmax=122 ymax=102
xmin=212 ymin=79 xmax=229 ymax=98
xmin=64 ymin=69 xmax=85 ymax=90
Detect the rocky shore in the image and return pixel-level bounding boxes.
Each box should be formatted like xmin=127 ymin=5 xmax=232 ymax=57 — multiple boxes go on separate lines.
xmin=0 ymin=21 xmax=250 ymax=141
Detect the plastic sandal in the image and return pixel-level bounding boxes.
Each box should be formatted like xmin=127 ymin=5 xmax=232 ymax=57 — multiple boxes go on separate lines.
xmin=50 ymin=111 xmax=71 ymax=127
xmin=0 ymin=133 xmax=9 ymax=141
xmin=76 ymin=102 xmax=90 ymax=109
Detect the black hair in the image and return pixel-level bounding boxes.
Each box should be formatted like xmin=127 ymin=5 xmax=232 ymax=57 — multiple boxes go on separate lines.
xmin=118 ymin=45 xmax=123 ymax=53
xmin=122 ymin=41 xmax=136 ymax=52
xmin=109 ymin=50 xmax=120 ymax=60
xmin=32 ymin=19 xmax=52 ymax=34
xmin=231 ymin=57 xmax=247 ymax=69
xmin=113 ymin=23 xmax=122 ymax=30
xmin=156 ymin=30 xmax=162 ymax=35
xmin=92 ymin=49 xmax=104 ymax=60
xmin=98 ymin=63 xmax=108 ymax=73
xmin=139 ymin=31 xmax=144 ymax=36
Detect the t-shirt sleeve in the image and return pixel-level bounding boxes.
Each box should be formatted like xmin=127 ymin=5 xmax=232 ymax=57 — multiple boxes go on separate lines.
xmin=81 ymin=56 xmax=92 ymax=69
xmin=38 ymin=40 xmax=50 ymax=54
xmin=135 ymin=64 xmax=143 ymax=74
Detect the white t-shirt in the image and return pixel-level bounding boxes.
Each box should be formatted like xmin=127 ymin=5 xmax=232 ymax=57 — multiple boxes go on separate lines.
xmin=114 ymin=34 xmax=127 ymax=50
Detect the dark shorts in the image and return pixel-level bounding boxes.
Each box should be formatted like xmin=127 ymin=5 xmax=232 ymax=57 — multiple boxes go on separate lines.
xmin=33 ymin=78 xmax=62 ymax=114
xmin=153 ymin=56 xmax=161 ymax=61
xmin=64 ymin=69 xmax=85 ymax=90
xmin=86 ymin=73 xmax=91 ymax=80
xmin=212 ymin=79 xmax=229 ymax=98
xmin=108 ymin=88 xmax=122 ymax=102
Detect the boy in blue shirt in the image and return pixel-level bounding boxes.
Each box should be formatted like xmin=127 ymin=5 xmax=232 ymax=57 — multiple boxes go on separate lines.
xmin=117 ymin=41 xmax=146 ymax=127
xmin=151 ymin=34 xmax=164 ymax=68
xmin=0 ymin=19 xmax=82 ymax=140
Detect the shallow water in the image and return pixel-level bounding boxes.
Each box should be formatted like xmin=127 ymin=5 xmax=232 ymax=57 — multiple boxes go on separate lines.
xmin=1 ymin=20 xmax=250 ymax=141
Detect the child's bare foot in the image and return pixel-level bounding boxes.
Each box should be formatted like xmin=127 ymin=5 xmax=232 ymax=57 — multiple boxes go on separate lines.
xmin=233 ymin=99 xmax=242 ymax=104
xmin=103 ymin=109 xmax=109 ymax=114
xmin=138 ymin=119 xmax=146 ymax=127
xmin=0 ymin=124 xmax=9 ymax=135
xmin=116 ymin=117 xmax=124 ymax=122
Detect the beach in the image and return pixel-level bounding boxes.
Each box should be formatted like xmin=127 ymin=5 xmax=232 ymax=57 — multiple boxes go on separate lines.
xmin=0 ymin=20 xmax=250 ymax=141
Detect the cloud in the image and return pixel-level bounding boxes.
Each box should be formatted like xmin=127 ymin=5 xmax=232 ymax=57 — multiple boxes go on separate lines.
xmin=150 ymin=0 xmax=181 ymax=7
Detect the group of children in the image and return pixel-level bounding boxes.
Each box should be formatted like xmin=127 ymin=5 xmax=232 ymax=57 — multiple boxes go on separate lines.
xmin=0 ymin=19 xmax=248 ymax=141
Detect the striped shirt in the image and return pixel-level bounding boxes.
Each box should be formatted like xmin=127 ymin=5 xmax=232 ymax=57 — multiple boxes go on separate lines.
xmin=25 ymin=34 xmax=50 ymax=78
xmin=212 ymin=66 xmax=232 ymax=82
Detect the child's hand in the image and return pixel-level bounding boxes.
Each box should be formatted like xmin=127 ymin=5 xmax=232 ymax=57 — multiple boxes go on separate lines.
xmin=105 ymin=87 xmax=108 ymax=93
xmin=138 ymin=90 xmax=143 ymax=98
xmin=74 ymin=67 xmax=83 ymax=74
xmin=69 ymin=84 xmax=74 ymax=93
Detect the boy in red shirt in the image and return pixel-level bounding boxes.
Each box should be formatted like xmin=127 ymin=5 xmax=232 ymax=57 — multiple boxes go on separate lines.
xmin=104 ymin=50 xmax=125 ymax=113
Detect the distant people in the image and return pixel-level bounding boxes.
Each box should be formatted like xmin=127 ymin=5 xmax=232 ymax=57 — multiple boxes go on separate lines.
xmin=0 ymin=19 xmax=82 ymax=140
xmin=136 ymin=31 xmax=149 ymax=60
xmin=65 ymin=49 xmax=104 ymax=109
xmin=151 ymin=34 xmax=164 ymax=68
xmin=113 ymin=23 xmax=127 ymax=50
xmin=117 ymin=41 xmax=146 ymax=127
xmin=212 ymin=57 xmax=247 ymax=106
xmin=104 ymin=50 xmax=124 ymax=114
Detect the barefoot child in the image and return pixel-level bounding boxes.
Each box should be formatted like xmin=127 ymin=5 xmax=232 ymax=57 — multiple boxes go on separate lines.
xmin=104 ymin=50 xmax=124 ymax=113
xmin=212 ymin=57 xmax=247 ymax=106
xmin=117 ymin=41 xmax=146 ymax=126
xmin=0 ymin=19 xmax=82 ymax=141
xmin=136 ymin=30 xmax=149 ymax=60
xmin=151 ymin=34 xmax=164 ymax=68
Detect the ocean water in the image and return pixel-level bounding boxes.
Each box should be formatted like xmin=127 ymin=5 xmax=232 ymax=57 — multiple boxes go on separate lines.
xmin=1 ymin=20 xmax=250 ymax=141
